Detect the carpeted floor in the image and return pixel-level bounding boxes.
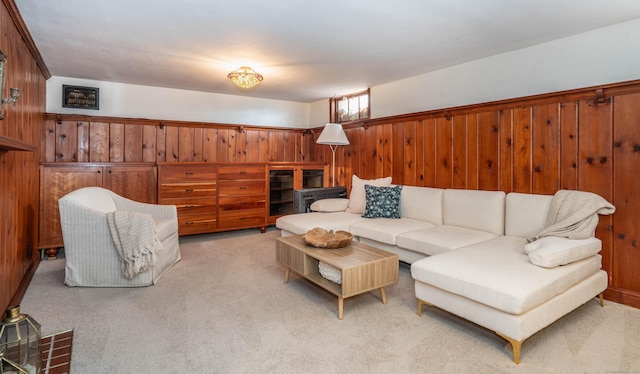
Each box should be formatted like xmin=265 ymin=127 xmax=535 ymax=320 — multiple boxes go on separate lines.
xmin=20 ymin=227 xmax=640 ymax=373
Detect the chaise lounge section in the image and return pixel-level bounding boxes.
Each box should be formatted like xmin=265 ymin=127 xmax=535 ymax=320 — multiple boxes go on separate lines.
xmin=276 ymin=178 xmax=614 ymax=363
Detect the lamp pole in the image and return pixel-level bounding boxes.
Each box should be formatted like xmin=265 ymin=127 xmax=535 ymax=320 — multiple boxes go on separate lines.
xmin=329 ymin=144 xmax=338 ymax=187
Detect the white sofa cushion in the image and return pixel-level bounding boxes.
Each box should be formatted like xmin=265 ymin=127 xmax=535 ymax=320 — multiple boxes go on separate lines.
xmin=349 ymin=217 xmax=433 ymax=245
xmin=310 ymin=198 xmax=350 ymax=212
xmin=443 ymin=189 xmax=505 ymax=235
xmin=505 ymin=192 xmax=553 ymax=238
xmin=276 ymin=212 xmax=365 ymax=235
xmin=345 ymin=175 xmax=392 ymax=214
xmin=400 ymin=186 xmax=444 ymax=224
xmin=524 ymin=236 xmax=602 ymax=268
xmin=410 ymin=236 xmax=603 ymax=314
xmin=396 ymin=225 xmax=498 ymax=256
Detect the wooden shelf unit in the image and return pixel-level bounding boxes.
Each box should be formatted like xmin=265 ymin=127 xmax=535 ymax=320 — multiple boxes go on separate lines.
xmin=268 ymin=162 xmax=328 ymax=224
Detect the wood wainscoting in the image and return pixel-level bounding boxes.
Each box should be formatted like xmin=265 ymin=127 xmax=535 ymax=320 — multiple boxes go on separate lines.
xmin=0 ymin=0 xmax=49 ymax=313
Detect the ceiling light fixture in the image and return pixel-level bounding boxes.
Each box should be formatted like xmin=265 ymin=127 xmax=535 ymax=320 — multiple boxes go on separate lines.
xmin=227 ymin=66 xmax=263 ymax=89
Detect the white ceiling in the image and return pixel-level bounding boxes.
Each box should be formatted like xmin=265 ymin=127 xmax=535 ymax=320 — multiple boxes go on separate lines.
xmin=14 ymin=0 xmax=640 ymax=103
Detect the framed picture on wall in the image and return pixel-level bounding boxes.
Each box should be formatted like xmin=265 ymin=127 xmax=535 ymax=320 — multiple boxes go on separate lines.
xmin=63 ymin=85 xmax=99 ymax=110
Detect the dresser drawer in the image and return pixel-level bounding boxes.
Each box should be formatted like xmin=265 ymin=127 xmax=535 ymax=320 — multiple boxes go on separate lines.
xmin=178 ymin=220 xmax=218 ymax=235
xmin=218 ymin=180 xmax=266 ymax=195
xmin=176 ymin=205 xmax=216 ymax=216
xmin=218 ymin=166 xmax=265 ymax=180
xmin=159 ymin=183 xmax=217 ymax=198
xmin=160 ymin=166 xmax=217 ymax=182
xmin=218 ymin=201 xmax=265 ymax=212
xmin=159 ymin=195 xmax=217 ymax=206
xmin=218 ymin=209 xmax=266 ymax=229
xmin=219 ymin=194 xmax=266 ymax=208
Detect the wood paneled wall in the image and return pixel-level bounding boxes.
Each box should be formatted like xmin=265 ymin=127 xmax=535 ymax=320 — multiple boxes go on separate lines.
xmin=42 ymin=115 xmax=319 ymax=164
xmin=0 ymin=0 xmax=48 ymax=313
xmin=319 ymin=82 xmax=640 ymax=308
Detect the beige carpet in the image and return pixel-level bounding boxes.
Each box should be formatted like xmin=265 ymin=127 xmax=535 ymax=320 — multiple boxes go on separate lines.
xmin=20 ymin=227 xmax=640 ymax=373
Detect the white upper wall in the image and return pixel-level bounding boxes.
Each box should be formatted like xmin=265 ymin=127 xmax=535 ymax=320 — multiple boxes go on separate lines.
xmin=370 ymin=17 xmax=640 ymax=119
xmin=46 ymin=77 xmax=311 ymax=128
xmin=48 ymin=17 xmax=640 ymax=129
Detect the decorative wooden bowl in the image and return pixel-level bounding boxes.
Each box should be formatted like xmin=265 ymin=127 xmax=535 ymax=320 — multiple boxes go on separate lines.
xmin=303 ymin=227 xmax=353 ymax=249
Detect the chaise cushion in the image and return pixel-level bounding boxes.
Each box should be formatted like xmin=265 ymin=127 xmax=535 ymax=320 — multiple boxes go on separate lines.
xmin=396 ymin=225 xmax=498 ymax=256
xmin=524 ymin=236 xmax=601 ymax=268
xmin=410 ymin=236 xmax=603 ymax=314
xmin=349 ymin=218 xmax=433 ymax=245
xmin=345 ymin=175 xmax=392 ymax=214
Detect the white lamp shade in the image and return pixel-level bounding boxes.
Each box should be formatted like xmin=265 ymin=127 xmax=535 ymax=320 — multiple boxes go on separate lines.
xmin=316 ymin=123 xmax=349 ymax=145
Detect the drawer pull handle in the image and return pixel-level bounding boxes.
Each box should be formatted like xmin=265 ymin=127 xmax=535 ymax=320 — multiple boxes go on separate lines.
xmin=185 ymin=205 xmax=195 ymax=208
xmin=185 ymin=172 xmax=194 ymax=175
xmin=239 ymin=202 xmax=246 ymax=205
xmin=240 ymin=186 xmax=247 ymax=190
xmin=239 ymin=217 xmax=246 ymax=220
xmin=185 ymin=221 xmax=194 ymax=225
xmin=185 ymin=189 xmax=194 ymax=192
xmin=240 ymin=171 xmax=247 ymax=174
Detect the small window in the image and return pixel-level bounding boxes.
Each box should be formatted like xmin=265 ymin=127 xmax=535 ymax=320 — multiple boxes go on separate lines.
xmin=330 ymin=89 xmax=369 ymax=123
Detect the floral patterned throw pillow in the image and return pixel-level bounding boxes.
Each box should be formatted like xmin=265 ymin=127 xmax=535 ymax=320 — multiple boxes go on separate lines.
xmin=362 ymin=185 xmax=403 ymax=218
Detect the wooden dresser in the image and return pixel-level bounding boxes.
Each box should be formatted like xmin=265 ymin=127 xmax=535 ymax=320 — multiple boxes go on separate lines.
xmin=157 ymin=163 xmax=218 ymax=235
xmin=218 ymin=164 xmax=268 ymax=232
xmin=158 ymin=163 xmax=268 ymax=235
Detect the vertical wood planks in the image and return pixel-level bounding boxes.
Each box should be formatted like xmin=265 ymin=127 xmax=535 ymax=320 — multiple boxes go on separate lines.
xmin=532 ymin=103 xmax=560 ymax=194
xmin=512 ymin=107 xmax=532 ymax=192
xmin=578 ymin=99 xmax=614 ymax=278
xmin=612 ymin=93 xmax=640 ymax=292
xmin=559 ymin=102 xmax=578 ymax=190
xmin=435 ymin=117 xmax=452 ymax=188
xmin=477 ymin=111 xmax=499 ymax=191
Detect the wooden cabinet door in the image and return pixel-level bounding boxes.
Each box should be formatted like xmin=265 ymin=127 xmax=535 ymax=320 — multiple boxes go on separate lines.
xmin=104 ymin=165 xmax=157 ymax=204
xmin=39 ymin=165 xmax=103 ymax=248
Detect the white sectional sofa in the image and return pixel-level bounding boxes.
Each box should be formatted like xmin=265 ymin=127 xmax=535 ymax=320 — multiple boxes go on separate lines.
xmin=275 ymin=183 xmax=615 ymax=364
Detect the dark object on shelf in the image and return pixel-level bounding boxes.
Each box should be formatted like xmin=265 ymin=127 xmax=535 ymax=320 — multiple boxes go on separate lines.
xmin=63 ymin=85 xmax=99 ymax=110
xmin=294 ymin=186 xmax=347 ymax=214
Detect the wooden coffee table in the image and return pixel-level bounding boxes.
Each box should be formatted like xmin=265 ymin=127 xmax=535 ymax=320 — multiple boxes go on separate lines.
xmin=275 ymin=235 xmax=399 ymax=319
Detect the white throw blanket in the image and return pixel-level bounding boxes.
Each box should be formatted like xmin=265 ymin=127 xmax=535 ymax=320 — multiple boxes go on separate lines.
xmin=107 ymin=211 xmax=163 ymax=279
xmin=532 ymin=189 xmax=615 ymax=241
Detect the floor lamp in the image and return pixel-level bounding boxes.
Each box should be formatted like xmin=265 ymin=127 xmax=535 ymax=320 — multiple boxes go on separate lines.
xmin=316 ymin=123 xmax=350 ymax=187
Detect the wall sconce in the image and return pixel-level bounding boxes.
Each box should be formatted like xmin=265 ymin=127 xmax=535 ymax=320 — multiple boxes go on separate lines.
xmin=2 ymin=88 xmax=20 ymax=107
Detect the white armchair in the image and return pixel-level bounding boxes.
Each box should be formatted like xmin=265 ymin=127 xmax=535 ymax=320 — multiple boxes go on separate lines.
xmin=58 ymin=187 xmax=181 ymax=287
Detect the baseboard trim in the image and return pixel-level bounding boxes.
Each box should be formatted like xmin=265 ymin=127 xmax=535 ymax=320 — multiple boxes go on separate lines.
xmin=605 ymin=286 xmax=640 ymax=309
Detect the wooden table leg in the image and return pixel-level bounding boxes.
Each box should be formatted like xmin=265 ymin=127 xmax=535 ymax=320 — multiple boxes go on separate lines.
xmin=284 ymin=268 xmax=290 ymax=284
xmin=380 ymin=287 xmax=387 ymax=304
xmin=338 ymin=297 xmax=344 ymax=320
